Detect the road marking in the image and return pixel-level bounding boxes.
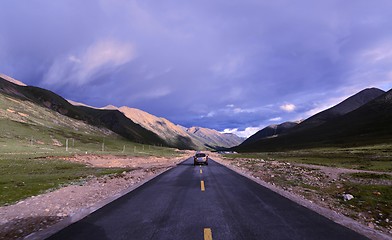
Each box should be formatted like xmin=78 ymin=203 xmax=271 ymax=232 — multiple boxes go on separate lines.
xmin=201 ymin=180 xmax=205 ymax=191
xmin=200 ymin=169 xmax=203 ymax=174
xmin=204 ymin=228 xmax=212 ymax=240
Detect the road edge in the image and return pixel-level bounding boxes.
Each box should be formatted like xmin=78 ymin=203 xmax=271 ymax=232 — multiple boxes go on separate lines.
xmin=211 ymin=157 xmax=392 ymax=240
xmin=24 ymin=158 xmax=190 ymax=240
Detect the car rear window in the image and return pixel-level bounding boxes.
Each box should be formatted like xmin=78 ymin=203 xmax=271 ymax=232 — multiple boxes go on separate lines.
xmin=196 ymin=153 xmax=206 ymax=157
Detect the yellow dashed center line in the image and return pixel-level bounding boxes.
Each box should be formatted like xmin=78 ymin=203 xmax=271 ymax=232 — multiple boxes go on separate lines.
xmin=201 ymin=180 xmax=205 ymax=191
xmin=204 ymin=228 xmax=213 ymax=240
xmin=200 ymin=169 xmax=203 ymax=174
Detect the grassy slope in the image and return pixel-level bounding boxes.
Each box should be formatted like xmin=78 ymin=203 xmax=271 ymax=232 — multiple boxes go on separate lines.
xmin=0 ymin=93 xmax=181 ymax=205
xmin=0 ymin=78 xmax=167 ymax=147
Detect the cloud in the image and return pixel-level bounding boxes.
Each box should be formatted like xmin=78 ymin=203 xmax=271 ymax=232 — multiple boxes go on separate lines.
xmin=2 ymin=0 xmax=392 ymax=135
xmin=269 ymin=117 xmax=282 ymax=122
xmin=280 ymin=103 xmax=296 ymax=112
xmin=211 ymin=54 xmax=245 ymax=78
xmin=221 ymin=127 xmax=261 ymax=138
xmin=43 ymin=39 xmax=136 ymax=86
xmin=128 ymin=86 xmax=172 ymax=101
xmin=361 ymin=42 xmax=392 ymax=63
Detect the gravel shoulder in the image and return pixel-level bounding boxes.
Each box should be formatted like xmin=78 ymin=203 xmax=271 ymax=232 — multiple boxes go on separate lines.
xmin=210 ymin=153 xmax=392 ymax=240
xmin=2 ymin=152 xmax=391 ymax=240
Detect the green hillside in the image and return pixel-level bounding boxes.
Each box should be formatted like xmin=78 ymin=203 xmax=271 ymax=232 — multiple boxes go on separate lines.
xmin=0 ymin=77 xmax=166 ymax=147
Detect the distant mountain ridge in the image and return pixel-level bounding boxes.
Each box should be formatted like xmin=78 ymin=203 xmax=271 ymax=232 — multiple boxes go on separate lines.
xmin=114 ymin=106 xmax=243 ymax=149
xmin=0 ymin=73 xmax=242 ymax=150
xmin=186 ymin=126 xmax=244 ymax=149
xmin=236 ymin=87 xmax=391 ymax=151
xmin=117 ymin=106 xmax=200 ymax=149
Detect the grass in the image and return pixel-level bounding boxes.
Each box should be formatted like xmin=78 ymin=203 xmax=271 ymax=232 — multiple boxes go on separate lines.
xmin=340 ymin=183 xmax=392 ymax=227
xmin=226 ymin=145 xmax=392 ymax=171
xmin=0 ymin=132 xmax=181 ymax=206
xmin=224 ymin=146 xmax=392 ymax=230
xmin=0 ymin=157 xmax=131 ymax=205
xmin=350 ymin=172 xmax=392 ymax=180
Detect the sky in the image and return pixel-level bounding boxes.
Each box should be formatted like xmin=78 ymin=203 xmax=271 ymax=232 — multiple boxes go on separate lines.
xmin=1 ymin=0 xmax=392 ymax=138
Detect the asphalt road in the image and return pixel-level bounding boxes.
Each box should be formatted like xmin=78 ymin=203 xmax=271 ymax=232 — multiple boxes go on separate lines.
xmin=47 ymin=158 xmax=369 ymax=240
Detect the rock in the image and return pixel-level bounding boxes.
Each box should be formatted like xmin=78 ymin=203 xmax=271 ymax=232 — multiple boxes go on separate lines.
xmin=343 ymin=194 xmax=354 ymax=201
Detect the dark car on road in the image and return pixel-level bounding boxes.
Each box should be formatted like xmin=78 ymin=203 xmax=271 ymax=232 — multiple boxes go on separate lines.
xmin=193 ymin=152 xmax=208 ymax=166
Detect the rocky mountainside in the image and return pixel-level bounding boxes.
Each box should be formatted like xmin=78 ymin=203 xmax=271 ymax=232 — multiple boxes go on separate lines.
xmin=117 ymin=106 xmax=202 ymax=149
xmin=235 ymin=88 xmax=392 ymax=152
xmin=186 ymin=126 xmax=244 ymax=149
xmin=117 ymin=107 xmax=244 ymax=149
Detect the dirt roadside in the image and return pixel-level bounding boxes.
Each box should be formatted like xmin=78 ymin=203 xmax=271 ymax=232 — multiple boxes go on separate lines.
xmin=0 ymin=153 xmax=189 ymax=240
xmin=210 ymin=152 xmax=392 ymax=240
xmin=1 ymin=152 xmax=391 ymax=240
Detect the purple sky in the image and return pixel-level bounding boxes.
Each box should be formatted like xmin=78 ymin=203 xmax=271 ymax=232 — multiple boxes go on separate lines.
xmin=1 ymin=0 xmax=392 ymax=137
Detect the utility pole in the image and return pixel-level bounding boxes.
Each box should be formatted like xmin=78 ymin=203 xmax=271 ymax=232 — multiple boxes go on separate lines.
xmin=66 ymin=138 xmax=68 ymax=152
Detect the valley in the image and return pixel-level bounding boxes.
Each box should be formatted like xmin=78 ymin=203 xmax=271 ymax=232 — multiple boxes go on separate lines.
xmin=0 ymin=74 xmax=391 ymax=239
xmin=2 ymin=2 xmax=392 ymax=239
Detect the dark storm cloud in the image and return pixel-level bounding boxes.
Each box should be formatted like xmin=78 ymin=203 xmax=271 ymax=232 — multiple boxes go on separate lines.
xmin=1 ymin=0 xmax=392 ymax=137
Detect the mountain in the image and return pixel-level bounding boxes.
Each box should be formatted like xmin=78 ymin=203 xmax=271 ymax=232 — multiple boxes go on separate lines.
xmin=235 ymin=88 xmax=392 ymax=152
xmin=240 ymin=121 xmax=300 ymax=146
xmin=0 ymin=73 xmax=26 ymax=86
xmin=117 ymin=106 xmax=201 ymax=149
xmin=0 ymin=87 xmax=123 ymax=152
xmin=186 ymin=126 xmax=244 ymax=149
xmin=117 ymin=107 xmax=243 ymax=149
xmin=0 ymin=75 xmax=165 ymax=146
xmin=291 ymin=88 xmax=385 ymax=132
xmin=239 ymin=88 xmax=384 ymax=149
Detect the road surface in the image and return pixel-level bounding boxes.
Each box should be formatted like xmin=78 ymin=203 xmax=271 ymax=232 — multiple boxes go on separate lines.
xmin=47 ymin=158 xmax=368 ymax=240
